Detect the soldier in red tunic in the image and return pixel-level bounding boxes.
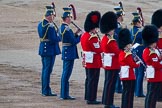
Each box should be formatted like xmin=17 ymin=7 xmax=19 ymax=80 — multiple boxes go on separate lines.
xmin=100 ymin=11 xmax=120 ymax=108
xmin=80 ymin=11 xmax=102 ymax=105
xmin=142 ymin=25 xmax=162 ymax=108
xmin=118 ymin=28 xmax=140 ymax=108
xmin=151 ymin=9 xmax=162 ymax=102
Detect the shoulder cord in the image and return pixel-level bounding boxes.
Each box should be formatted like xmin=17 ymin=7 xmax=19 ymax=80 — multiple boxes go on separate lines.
xmin=40 ymin=24 xmax=50 ymax=42
xmin=132 ymin=28 xmax=140 ymax=45
xmin=60 ymin=27 xmax=67 ymax=42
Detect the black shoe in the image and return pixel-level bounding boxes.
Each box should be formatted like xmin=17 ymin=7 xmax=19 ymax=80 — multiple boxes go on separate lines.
xmin=136 ymin=94 xmax=145 ymax=98
xmin=157 ymin=98 xmax=162 ymax=102
xmin=115 ymin=90 xmax=122 ymax=94
xmin=87 ymin=100 xmax=101 ymax=105
xmin=42 ymin=93 xmax=57 ymax=96
xmin=60 ymin=96 xmax=76 ymax=100
xmin=104 ymin=105 xmax=120 ymax=108
xmin=66 ymin=96 xmax=76 ymax=100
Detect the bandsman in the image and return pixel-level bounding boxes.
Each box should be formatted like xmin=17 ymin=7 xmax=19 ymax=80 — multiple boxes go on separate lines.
xmin=114 ymin=5 xmax=125 ymax=94
xmin=59 ymin=7 xmax=81 ymax=100
xmin=37 ymin=5 xmax=61 ymax=96
xmin=130 ymin=11 xmax=145 ymax=97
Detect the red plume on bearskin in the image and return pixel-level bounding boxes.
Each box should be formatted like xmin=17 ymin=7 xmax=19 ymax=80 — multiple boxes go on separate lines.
xmin=84 ymin=11 xmax=101 ymax=32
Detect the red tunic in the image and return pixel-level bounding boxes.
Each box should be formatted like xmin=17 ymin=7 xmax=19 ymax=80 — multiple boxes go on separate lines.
xmin=157 ymin=38 xmax=162 ymax=61
xmin=80 ymin=32 xmax=102 ymax=68
xmin=119 ymin=50 xmax=139 ymax=80
xmin=157 ymin=37 xmax=162 ymax=49
xmin=101 ymin=35 xmax=120 ymax=70
xmin=143 ymin=47 xmax=162 ymax=82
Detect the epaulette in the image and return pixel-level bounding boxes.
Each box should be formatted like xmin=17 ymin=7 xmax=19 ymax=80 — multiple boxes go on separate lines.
xmin=65 ymin=25 xmax=70 ymax=31
xmin=61 ymin=25 xmax=70 ymax=37
xmin=159 ymin=35 xmax=162 ymax=39
xmin=42 ymin=19 xmax=49 ymax=28
xmin=117 ymin=23 xmax=122 ymax=28
xmin=49 ymin=23 xmax=54 ymax=27
xmin=107 ymin=38 xmax=115 ymax=44
xmin=138 ymin=27 xmax=143 ymax=32
xmin=89 ymin=33 xmax=98 ymax=40
xmin=149 ymin=48 xmax=156 ymax=56
xmin=132 ymin=27 xmax=142 ymax=44
xmin=124 ymin=51 xmax=132 ymax=58
xmin=40 ymin=24 xmax=50 ymax=42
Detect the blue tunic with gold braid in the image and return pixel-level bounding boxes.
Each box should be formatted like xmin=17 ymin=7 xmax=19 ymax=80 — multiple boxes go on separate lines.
xmin=59 ymin=22 xmax=80 ymax=99
xmin=59 ymin=23 xmax=80 ymax=60
xmin=37 ymin=18 xmax=61 ymax=96
xmin=131 ymin=26 xmax=144 ymax=59
xmin=38 ymin=19 xmax=61 ymax=56
xmin=130 ymin=25 xmax=145 ymax=97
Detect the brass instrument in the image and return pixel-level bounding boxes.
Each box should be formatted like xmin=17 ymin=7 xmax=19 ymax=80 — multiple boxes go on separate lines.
xmin=69 ymin=4 xmax=101 ymax=39
xmin=131 ymin=50 xmax=146 ymax=69
xmin=71 ymin=21 xmax=84 ymax=33
xmin=131 ymin=43 xmax=146 ymax=69
xmin=68 ymin=4 xmax=84 ymax=34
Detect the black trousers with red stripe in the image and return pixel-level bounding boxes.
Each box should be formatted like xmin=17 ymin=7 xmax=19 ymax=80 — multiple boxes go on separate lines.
xmin=145 ymin=82 xmax=160 ymax=108
xmin=102 ymin=69 xmax=119 ymax=106
xmin=84 ymin=68 xmax=100 ymax=101
xmin=121 ymin=80 xmax=135 ymax=108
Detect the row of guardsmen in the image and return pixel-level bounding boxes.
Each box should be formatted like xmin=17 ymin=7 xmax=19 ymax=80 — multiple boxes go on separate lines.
xmin=82 ymin=6 xmax=162 ymax=108
xmin=37 ymin=2 xmax=162 ymax=108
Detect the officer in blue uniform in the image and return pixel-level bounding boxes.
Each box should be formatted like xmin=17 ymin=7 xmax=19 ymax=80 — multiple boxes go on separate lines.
xmin=114 ymin=6 xmax=125 ymax=94
xmin=37 ymin=5 xmax=61 ymax=96
xmin=130 ymin=12 xmax=145 ymax=97
xmin=59 ymin=7 xmax=81 ymax=100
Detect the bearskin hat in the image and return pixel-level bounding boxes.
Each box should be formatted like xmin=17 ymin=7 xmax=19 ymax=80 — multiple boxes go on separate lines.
xmin=142 ymin=25 xmax=158 ymax=46
xmin=151 ymin=9 xmax=162 ymax=28
xmin=118 ymin=28 xmax=132 ymax=50
xmin=100 ymin=11 xmax=117 ymax=34
xmin=84 ymin=11 xmax=101 ymax=32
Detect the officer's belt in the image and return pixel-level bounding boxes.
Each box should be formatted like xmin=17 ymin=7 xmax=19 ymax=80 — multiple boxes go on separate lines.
xmin=62 ymin=43 xmax=71 ymax=46
xmin=40 ymin=38 xmax=49 ymax=42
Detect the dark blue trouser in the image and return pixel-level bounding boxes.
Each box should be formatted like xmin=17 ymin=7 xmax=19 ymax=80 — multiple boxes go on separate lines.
xmin=135 ymin=65 xmax=145 ymax=96
xmin=121 ymin=80 xmax=135 ymax=108
xmin=60 ymin=60 xmax=74 ymax=98
xmin=41 ymin=56 xmax=55 ymax=95
xmin=115 ymin=72 xmax=122 ymax=93
xmin=102 ymin=69 xmax=119 ymax=106
xmin=84 ymin=68 xmax=100 ymax=101
xmin=145 ymin=82 xmax=160 ymax=108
